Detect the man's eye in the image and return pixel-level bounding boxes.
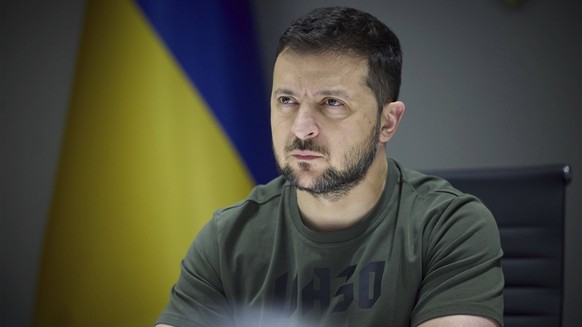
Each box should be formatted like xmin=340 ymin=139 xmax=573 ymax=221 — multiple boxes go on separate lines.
xmin=324 ymin=98 xmax=343 ymax=106
xmin=278 ymin=96 xmax=295 ymax=105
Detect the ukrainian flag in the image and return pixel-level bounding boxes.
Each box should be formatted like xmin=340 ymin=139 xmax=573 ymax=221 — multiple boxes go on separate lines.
xmin=33 ymin=0 xmax=276 ymax=325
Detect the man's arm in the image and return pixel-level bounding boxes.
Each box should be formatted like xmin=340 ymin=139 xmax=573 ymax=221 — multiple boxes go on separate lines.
xmin=418 ymin=315 xmax=499 ymax=327
xmin=155 ymin=218 xmax=233 ymax=327
xmin=410 ymin=197 xmax=504 ymax=326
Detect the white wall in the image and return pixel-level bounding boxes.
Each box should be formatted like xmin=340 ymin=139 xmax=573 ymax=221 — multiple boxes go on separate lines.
xmin=1 ymin=0 xmax=580 ymax=326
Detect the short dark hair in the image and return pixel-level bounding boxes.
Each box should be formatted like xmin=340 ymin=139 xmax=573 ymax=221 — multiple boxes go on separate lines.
xmin=276 ymin=7 xmax=403 ymax=109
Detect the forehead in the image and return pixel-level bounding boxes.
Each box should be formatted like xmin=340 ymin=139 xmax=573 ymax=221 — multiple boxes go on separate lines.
xmin=272 ymin=50 xmax=369 ymax=90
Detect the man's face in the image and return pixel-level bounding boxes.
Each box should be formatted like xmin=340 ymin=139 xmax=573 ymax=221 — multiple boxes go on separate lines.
xmin=271 ymin=50 xmax=382 ymax=198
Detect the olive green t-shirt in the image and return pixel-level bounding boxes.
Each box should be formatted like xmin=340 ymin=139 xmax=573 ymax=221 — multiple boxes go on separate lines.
xmin=157 ymin=159 xmax=504 ymax=326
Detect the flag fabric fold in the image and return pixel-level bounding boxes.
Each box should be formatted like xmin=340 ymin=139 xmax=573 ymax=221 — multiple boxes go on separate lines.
xmin=135 ymin=0 xmax=276 ymax=184
xmin=34 ymin=0 xmax=274 ymax=325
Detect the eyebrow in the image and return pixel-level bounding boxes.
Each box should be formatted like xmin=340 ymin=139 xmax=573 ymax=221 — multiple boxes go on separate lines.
xmin=272 ymin=88 xmax=352 ymax=100
xmin=273 ymin=88 xmax=296 ymax=96
xmin=314 ymin=89 xmax=352 ymax=100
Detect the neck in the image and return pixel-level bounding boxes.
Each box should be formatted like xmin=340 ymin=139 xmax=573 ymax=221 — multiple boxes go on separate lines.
xmin=296 ymin=152 xmax=389 ymax=232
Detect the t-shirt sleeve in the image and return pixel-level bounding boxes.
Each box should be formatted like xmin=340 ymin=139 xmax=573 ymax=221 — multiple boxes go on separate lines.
xmin=411 ymin=197 xmax=504 ymax=327
xmin=155 ymin=216 xmax=233 ymax=327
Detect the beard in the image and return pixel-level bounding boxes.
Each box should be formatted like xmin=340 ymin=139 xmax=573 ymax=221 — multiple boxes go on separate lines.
xmin=276 ymin=118 xmax=381 ymax=200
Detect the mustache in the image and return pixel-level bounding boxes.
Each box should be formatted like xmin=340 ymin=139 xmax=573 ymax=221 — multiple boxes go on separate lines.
xmin=284 ymin=138 xmax=329 ymax=156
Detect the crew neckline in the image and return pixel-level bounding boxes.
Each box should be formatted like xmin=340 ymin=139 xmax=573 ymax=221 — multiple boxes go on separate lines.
xmin=286 ymin=157 xmax=400 ymax=245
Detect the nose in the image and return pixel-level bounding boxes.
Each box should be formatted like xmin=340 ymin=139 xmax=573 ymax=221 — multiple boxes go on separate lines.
xmin=291 ymin=106 xmax=319 ymax=140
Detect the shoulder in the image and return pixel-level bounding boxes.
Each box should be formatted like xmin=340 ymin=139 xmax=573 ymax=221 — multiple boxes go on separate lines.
xmin=398 ymin=163 xmax=465 ymax=202
xmin=396 ymin=162 xmax=490 ymax=213
xmin=202 ymin=176 xmax=288 ymax=237
xmin=215 ymin=176 xmax=287 ymax=218
xmin=190 ymin=176 xmax=287 ymax=255
xmin=393 ymin=161 xmax=498 ymax=241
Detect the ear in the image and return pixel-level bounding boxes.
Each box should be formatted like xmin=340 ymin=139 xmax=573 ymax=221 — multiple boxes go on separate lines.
xmin=379 ymin=101 xmax=405 ymax=143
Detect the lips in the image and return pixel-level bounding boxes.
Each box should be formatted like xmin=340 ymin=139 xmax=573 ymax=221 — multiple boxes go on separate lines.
xmin=288 ymin=150 xmax=324 ymax=160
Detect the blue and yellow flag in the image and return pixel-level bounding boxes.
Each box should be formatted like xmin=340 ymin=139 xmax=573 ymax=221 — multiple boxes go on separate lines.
xmin=34 ymin=0 xmax=276 ymax=325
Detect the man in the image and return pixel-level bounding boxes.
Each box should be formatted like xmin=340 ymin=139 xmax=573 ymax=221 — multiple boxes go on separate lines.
xmin=156 ymin=7 xmax=503 ymax=327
